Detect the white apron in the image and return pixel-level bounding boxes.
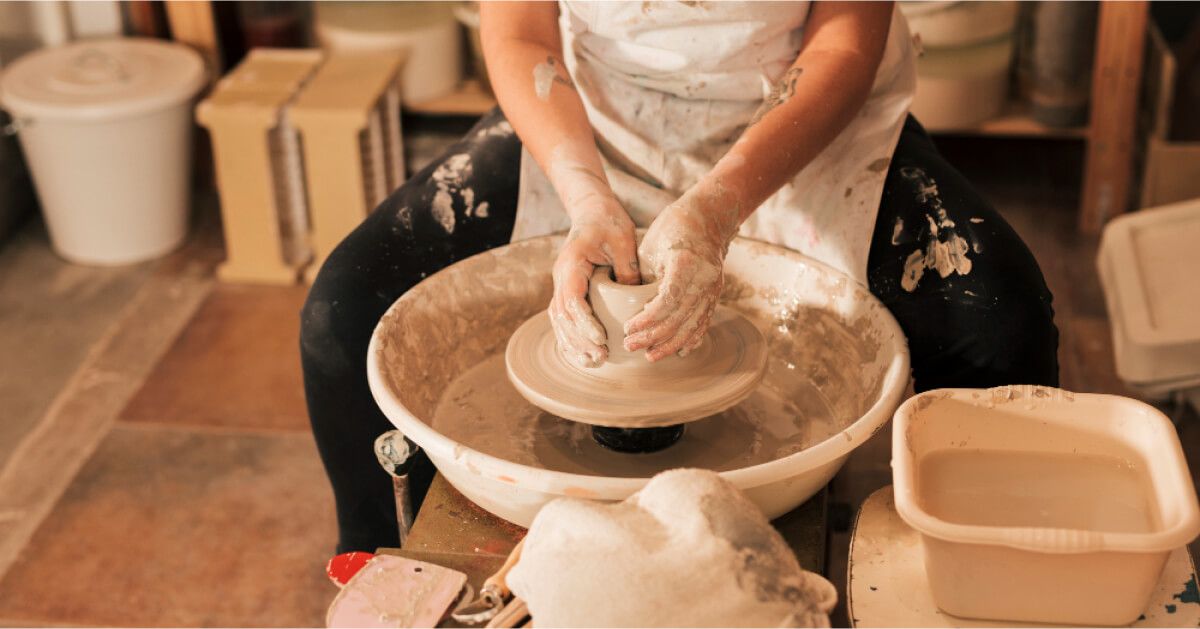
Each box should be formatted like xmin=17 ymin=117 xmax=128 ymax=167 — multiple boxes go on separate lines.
xmin=511 ymin=1 xmax=917 ymax=284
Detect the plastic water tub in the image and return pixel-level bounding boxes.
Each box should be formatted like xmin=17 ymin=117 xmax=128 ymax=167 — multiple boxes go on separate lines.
xmin=893 ymin=386 xmax=1200 ymax=626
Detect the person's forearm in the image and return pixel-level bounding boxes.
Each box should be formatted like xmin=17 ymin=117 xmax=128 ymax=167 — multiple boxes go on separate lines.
xmin=686 ymin=2 xmax=893 ymax=229
xmin=480 ymin=8 xmax=615 ymax=222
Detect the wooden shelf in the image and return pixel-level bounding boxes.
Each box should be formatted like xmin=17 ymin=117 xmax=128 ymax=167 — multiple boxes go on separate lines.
xmin=929 ymin=100 xmax=1089 ymax=139
xmin=404 ymin=79 xmax=496 ymax=117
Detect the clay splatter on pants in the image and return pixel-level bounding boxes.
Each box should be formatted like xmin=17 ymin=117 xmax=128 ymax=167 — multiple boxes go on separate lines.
xmin=896 ymin=167 xmax=977 ymax=292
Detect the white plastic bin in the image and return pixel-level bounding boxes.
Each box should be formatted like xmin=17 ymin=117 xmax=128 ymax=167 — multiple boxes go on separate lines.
xmin=0 ymin=38 xmax=205 ymax=265
xmin=892 ymin=386 xmax=1200 ymax=626
xmin=1097 ymin=198 xmax=1200 ymax=402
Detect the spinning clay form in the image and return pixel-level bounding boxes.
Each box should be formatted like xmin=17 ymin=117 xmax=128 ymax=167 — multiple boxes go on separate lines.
xmin=505 ymin=267 xmax=769 ymax=430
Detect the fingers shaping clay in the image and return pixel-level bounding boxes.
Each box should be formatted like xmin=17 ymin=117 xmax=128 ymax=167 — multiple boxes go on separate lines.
xmin=507 ymin=468 xmax=838 ymax=627
xmin=505 ymin=268 xmax=768 ymax=428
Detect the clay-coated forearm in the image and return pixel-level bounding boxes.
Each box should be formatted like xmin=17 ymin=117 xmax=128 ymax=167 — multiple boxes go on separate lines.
xmin=695 ymin=1 xmax=894 ymax=234
xmin=479 ymin=3 xmax=618 ymax=221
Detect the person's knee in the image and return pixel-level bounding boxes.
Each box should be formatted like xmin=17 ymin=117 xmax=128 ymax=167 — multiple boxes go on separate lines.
xmin=300 ymin=278 xmax=355 ymax=377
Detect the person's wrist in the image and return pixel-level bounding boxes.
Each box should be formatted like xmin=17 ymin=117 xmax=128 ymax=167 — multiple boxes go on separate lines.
xmin=568 ymin=197 xmax=630 ymax=228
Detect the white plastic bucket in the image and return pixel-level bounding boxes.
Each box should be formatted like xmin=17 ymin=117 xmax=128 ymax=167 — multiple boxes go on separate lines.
xmin=893 ymin=386 xmax=1200 ymax=626
xmin=315 ymin=1 xmax=462 ymax=105
xmin=0 ymin=38 xmax=205 ymax=265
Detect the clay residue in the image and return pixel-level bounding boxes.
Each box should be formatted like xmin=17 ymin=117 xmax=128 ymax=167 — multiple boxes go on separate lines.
xmin=430 ymin=153 xmax=476 ymax=234
xmin=533 ymin=56 xmax=573 ymax=101
xmin=374 ymin=236 xmax=561 ymax=420
xmin=896 ymin=167 xmax=975 ymax=292
xmin=720 ymin=273 xmax=756 ymax=303
xmin=432 ymin=353 xmax=838 ymax=477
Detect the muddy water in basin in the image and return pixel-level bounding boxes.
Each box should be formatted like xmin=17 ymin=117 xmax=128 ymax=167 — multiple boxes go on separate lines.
xmin=432 ymin=354 xmax=842 ymax=478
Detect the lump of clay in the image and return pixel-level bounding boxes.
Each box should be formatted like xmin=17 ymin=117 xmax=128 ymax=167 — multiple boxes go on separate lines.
xmin=507 ymin=468 xmax=836 ymax=627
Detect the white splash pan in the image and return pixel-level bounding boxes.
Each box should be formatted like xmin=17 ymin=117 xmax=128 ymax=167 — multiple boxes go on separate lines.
xmin=367 ymin=235 xmax=910 ymax=526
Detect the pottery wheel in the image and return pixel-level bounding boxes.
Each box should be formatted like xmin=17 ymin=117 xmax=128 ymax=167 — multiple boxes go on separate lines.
xmin=505 ymin=307 xmax=769 ymax=429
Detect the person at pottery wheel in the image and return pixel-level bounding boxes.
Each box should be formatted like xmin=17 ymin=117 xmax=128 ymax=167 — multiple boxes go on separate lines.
xmin=300 ymin=2 xmax=1059 ymax=554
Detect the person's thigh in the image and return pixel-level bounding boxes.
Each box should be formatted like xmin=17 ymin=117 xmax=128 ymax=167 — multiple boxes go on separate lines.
xmin=300 ymin=109 xmax=521 ymax=552
xmin=867 ymin=117 xmax=1059 ymax=392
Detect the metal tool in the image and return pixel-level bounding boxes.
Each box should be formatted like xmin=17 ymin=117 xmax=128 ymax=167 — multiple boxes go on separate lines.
xmin=451 ymin=539 xmax=526 ymax=625
xmin=374 ymin=429 xmax=420 ymax=546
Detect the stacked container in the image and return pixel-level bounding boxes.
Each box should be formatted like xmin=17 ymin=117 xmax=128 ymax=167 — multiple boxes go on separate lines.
xmin=1097 ymin=199 xmax=1200 ymax=410
xmin=901 ymin=1 xmax=1019 ymax=129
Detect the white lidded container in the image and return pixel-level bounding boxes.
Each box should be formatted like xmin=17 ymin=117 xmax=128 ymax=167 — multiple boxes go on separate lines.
xmin=900 ymin=1 xmax=1019 ymax=49
xmin=1097 ymin=198 xmax=1200 ymax=402
xmin=893 ymin=386 xmax=1200 ymax=626
xmin=315 ymin=1 xmax=462 ymax=105
xmin=901 ymin=1 xmax=1019 ymax=130
xmin=0 ymin=38 xmax=205 ymax=265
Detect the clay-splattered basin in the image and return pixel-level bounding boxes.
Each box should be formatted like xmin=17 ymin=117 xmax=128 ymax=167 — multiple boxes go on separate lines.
xmin=367 ymin=235 xmax=910 ymax=526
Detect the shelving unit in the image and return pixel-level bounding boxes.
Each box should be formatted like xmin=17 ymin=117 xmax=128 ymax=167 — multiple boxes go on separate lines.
xmin=928 ymin=1 xmax=1149 ymax=234
xmin=931 ymin=100 xmax=1088 ymax=140
xmin=405 ymin=78 xmax=496 ymax=117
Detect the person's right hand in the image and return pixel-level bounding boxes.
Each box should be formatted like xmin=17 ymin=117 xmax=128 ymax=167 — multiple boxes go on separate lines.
xmin=550 ymin=200 xmax=640 ymax=368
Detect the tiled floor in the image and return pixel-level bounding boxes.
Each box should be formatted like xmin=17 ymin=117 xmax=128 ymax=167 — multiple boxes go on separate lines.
xmin=0 ymin=128 xmax=1195 ymax=628
xmin=0 ymin=198 xmax=338 ymax=627
xmin=0 ymin=220 xmax=155 ymax=469
xmin=121 ymin=284 xmax=310 ymax=432
xmin=0 ymin=426 xmax=334 ymax=627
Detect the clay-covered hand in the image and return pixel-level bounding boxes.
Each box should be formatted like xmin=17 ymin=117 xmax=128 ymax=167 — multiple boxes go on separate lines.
xmin=625 ymin=188 xmax=740 ymax=362
xmin=550 ymin=201 xmax=640 ymax=368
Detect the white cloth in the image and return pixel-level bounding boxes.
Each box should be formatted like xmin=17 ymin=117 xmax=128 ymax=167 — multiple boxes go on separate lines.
xmin=512 ymin=0 xmax=916 ymax=283
xmin=506 ymin=469 xmax=838 ymax=627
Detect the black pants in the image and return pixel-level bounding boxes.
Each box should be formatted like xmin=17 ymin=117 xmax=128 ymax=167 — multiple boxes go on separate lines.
xmin=301 ymin=110 xmax=1059 ymax=553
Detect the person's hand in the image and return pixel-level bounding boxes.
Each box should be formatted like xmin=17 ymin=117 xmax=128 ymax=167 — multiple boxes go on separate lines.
xmin=624 ymin=188 xmax=740 ymax=362
xmin=550 ymin=200 xmax=640 ymax=368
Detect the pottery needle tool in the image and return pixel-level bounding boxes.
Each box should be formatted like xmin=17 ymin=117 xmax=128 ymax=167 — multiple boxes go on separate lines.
xmin=375 ymin=429 xmax=419 ymax=545
xmin=451 ymin=539 xmax=526 ymax=625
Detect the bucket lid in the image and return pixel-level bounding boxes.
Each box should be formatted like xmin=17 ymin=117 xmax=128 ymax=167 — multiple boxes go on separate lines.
xmin=1099 ymin=198 xmax=1200 ymax=347
xmin=0 ymin=38 xmax=206 ymax=121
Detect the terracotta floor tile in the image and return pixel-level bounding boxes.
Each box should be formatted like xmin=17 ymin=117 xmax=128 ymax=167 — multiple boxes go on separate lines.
xmin=120 ymin=284 xmax=310 ymax=431
xmin=0 ymin=218 xmax=154 ymax=470
xmin=0 ymin=426 xmax=338 ymax=627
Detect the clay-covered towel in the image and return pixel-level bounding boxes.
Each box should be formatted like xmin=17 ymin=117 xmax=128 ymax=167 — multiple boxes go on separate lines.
xmin=507 ymin=468 xmax=837 ymax=627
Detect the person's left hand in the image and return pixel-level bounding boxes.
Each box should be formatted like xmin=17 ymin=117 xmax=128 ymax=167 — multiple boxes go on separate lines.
xmin=623 ymin=188 xmax=741 ymax=362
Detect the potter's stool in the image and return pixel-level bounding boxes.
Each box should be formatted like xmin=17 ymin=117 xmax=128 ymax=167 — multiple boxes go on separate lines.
xmin=847 ymin=487 xmax=1200 ymax=627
